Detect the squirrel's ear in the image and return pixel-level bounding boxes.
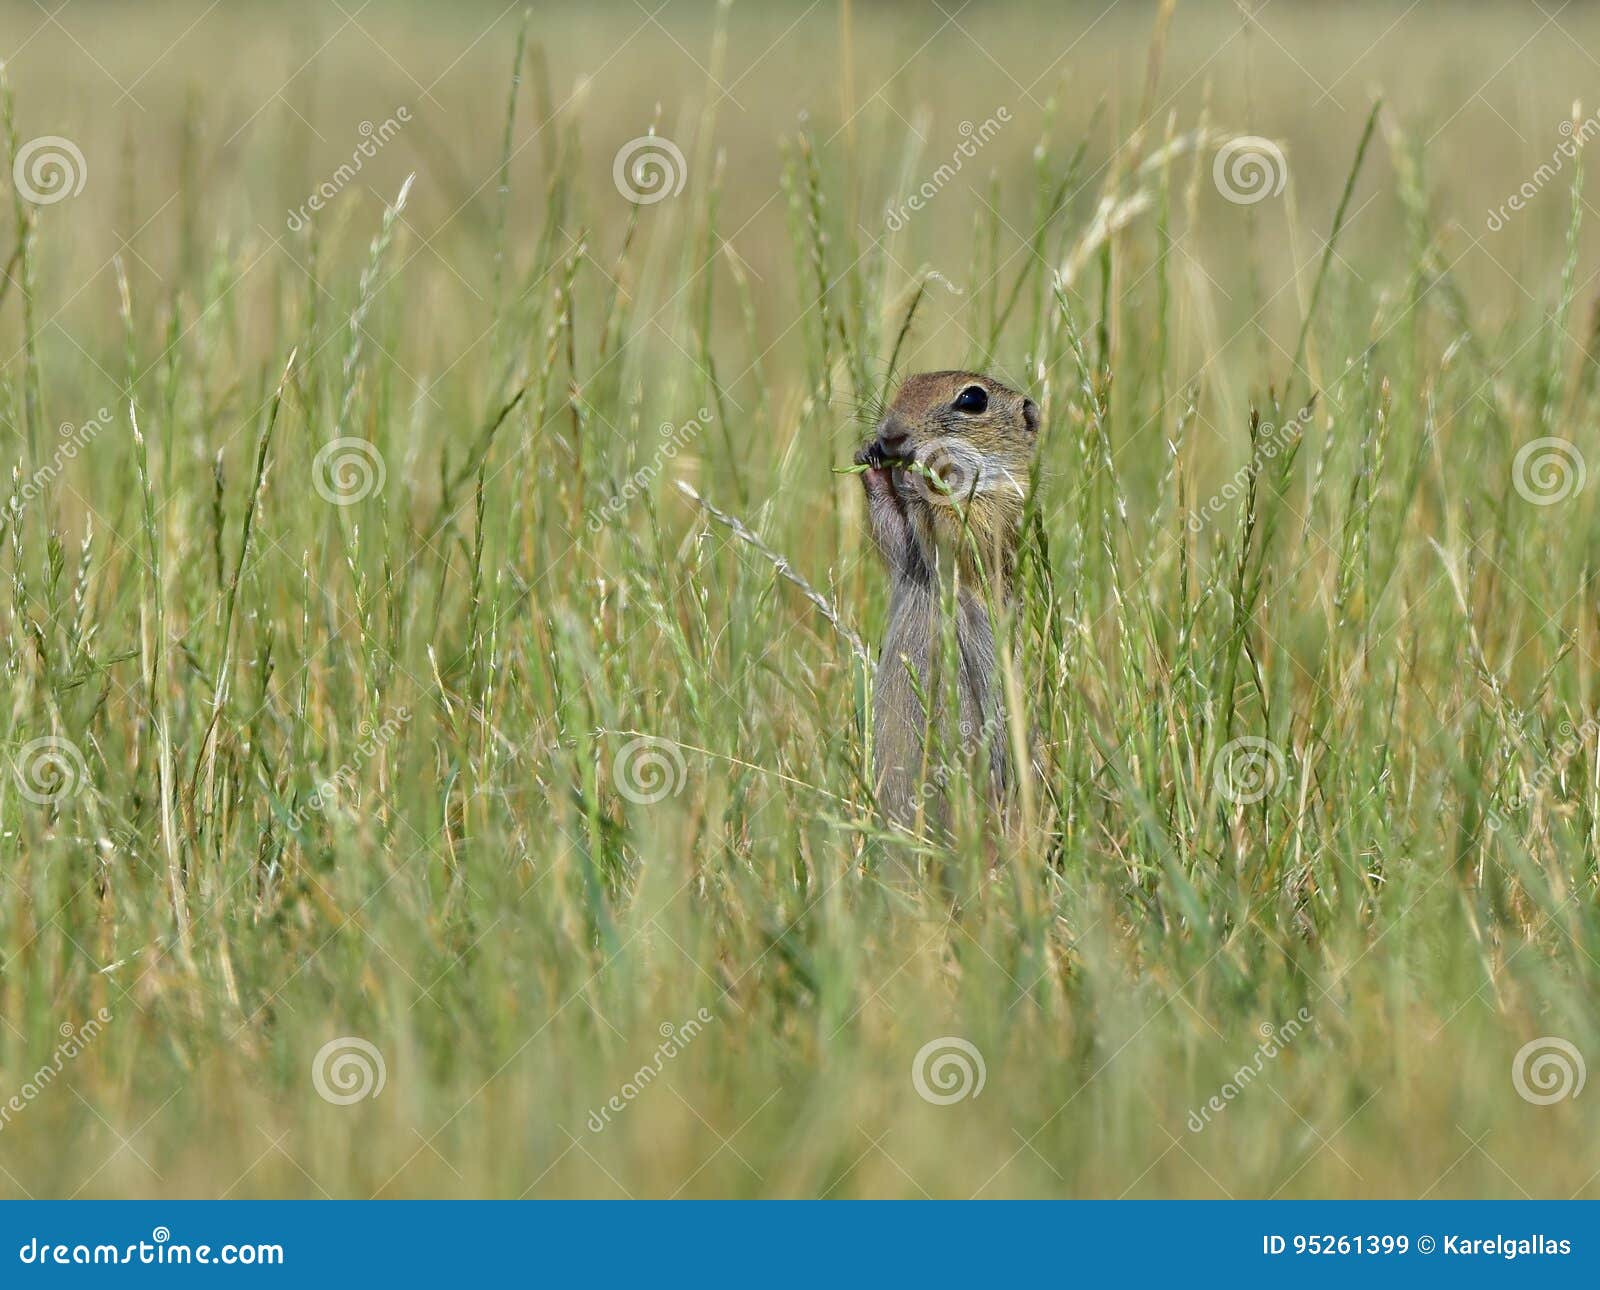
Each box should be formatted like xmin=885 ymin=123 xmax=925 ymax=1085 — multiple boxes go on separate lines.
xmin=1022 ymin=398 xmax=1040 ymax=433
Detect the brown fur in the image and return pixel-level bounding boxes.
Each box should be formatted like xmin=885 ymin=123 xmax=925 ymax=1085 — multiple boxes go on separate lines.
xmin=854 ymin=371 xmax=1040 ymax=827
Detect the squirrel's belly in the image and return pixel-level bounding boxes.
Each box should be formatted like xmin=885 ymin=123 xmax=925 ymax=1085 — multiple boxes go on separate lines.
xmin=871 ymin=594 xmax=1009 ymax=825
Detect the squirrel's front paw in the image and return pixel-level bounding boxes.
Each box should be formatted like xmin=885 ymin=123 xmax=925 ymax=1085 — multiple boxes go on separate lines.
xmin=857 ymin=463 xmax=912 ymax=569
xmin=855 ymin=439 xmax=900 ymax=505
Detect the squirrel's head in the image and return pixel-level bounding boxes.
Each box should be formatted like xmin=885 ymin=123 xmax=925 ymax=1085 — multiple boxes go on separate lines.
xmin=855 ymin=371 xmax=1041 ymax=568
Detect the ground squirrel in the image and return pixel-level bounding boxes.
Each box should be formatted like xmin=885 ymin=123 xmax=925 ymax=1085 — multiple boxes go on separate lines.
xmin=854 ymin=370 xmax=1041 ymax=827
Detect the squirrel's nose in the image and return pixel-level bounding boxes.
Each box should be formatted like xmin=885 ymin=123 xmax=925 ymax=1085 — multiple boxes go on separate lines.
xmin=875 ymin=415 xmax=910 ymax=458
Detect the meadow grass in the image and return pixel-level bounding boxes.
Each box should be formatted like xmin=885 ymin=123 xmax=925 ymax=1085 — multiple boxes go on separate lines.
xmin=2 ymin=0 xmax=1599 ymax=1197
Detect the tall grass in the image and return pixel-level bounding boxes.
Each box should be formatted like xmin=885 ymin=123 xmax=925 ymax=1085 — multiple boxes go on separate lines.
xmin=1 ymin=0 xmax=1598 ymax=1197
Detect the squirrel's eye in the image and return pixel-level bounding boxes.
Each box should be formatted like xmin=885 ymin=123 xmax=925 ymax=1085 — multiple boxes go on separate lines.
xmin=952 ymin=385 xmax=988 ymax=414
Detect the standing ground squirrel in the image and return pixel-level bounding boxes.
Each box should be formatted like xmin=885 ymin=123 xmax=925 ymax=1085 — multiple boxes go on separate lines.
xmin=854 ymin=370 xmax=1041 ymax=827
